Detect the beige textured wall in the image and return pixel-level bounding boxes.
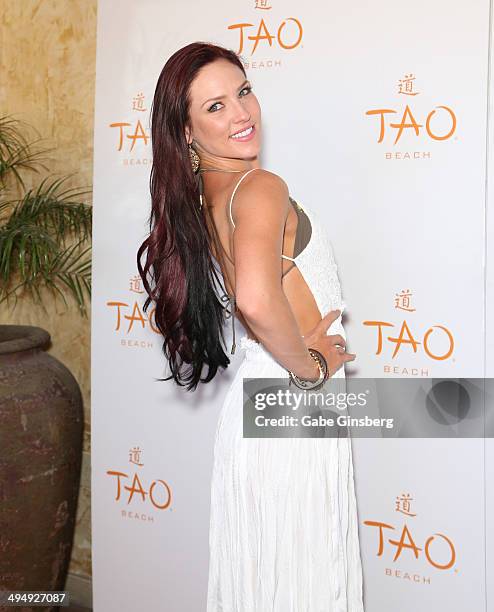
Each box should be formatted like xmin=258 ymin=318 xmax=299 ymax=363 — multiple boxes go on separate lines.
xmin=1 ymin=0 xmax=97 ymax=583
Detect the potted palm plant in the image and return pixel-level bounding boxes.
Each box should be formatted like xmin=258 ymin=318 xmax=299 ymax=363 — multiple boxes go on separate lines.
xmin=0 ymin=114 xmax=92 ymax=610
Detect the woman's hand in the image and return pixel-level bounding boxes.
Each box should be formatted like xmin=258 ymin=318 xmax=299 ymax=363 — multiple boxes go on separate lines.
xmin=302 ymin=309 xmax=356 ymax=377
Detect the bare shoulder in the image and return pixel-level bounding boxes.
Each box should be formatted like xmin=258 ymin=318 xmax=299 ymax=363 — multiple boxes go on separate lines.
xmin=230 ymin=168 xmax=290 ymax=226
xmin=242 ymin=167 xmax=289 ymax=193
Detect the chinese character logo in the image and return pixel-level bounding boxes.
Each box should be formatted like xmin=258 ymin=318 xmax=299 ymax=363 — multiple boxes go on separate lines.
xmin=395 ymin=492 xmax=417 ymax=517
xmin=254 ymin=0 xmax=272 ymax=8
xmin=398 ymin=73 xmax=420 ymax=96
xmin=129 ymin=446 xmax=144 ymax=467
xmin=132 ymin=93 xmax=147 ymax=112
xmin=129 ymin=275 xmax=145 ymax=294
xmin=394 ymin=289 xmax=416 ymax=312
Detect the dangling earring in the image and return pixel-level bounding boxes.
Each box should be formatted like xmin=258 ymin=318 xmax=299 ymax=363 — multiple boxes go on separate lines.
xmin=189 ymin=143 xmax=203 ymax=210
xmin=198 ymin=172 xmax=204 ymax=210
xmin=188 ymin=143 xmax=200 ymax=173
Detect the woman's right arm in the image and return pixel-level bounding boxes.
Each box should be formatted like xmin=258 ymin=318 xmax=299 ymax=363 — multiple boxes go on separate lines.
xmin=230 ymin=170 xmax=354 ymax=380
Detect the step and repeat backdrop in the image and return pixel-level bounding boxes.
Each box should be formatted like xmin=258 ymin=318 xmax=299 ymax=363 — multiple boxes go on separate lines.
xmin=91 ymin=0 xmax=493 ymax=609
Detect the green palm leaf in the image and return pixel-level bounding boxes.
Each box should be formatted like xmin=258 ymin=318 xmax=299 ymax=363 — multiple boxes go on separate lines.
xmin=0 ymin=115 xmax=92 ymax=316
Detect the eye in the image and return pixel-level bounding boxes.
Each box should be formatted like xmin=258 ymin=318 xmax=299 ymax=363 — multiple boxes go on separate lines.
xmin=207 ymin=85 xmax=253 ymax=113
xmin=208 ymin=102 xmax=221 ymax=113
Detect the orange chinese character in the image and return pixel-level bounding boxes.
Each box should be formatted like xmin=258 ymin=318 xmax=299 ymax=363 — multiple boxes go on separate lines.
xmin=129 ymin=446 xmax=144 ymax=466
xmin=395 ymin=493 xmax=417 ymax=517
xmin=394 ymin=289 xmax=416 ymax=312
xmin=132 ymin=93 xmax=147 ymax=111
xmin=255 ymin=0 xmax=272 ymax=9
xmin=130 ymin=275 xmax=144 ymax=294
xmin=398 ymin=73 xmax=419 ymax=96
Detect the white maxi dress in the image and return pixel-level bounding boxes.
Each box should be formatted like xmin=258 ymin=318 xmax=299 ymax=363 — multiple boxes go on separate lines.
xmin=207 ymin=170 xmax=365 ymax=611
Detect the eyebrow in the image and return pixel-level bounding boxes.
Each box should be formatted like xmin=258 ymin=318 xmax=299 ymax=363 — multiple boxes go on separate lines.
xmin=201 ymin=80 xmax=250 ymax=108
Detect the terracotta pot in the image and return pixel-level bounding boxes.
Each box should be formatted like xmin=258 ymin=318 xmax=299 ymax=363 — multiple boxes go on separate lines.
xmin=0 ymin=325 xmax=83 ymax=612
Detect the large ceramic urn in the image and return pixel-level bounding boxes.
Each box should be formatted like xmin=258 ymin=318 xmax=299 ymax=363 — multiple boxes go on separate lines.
xmin=0 ymin=325 xmax=84 ymax=611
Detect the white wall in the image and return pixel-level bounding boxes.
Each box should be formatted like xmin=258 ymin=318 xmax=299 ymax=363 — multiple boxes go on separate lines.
xmin=91 ymin=1 xmax=493 ymax=609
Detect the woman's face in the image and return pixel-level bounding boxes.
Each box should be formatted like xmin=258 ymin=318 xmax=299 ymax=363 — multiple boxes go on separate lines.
xmin=185 ymin=59 xmax=261 ymax=161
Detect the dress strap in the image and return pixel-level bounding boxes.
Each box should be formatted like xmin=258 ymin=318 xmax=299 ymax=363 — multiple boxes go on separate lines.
xmin=228 ymin=167 xmax=262 ymax=228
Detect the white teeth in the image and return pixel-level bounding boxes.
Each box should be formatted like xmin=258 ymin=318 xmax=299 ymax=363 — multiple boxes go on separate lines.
xmin=231 ymin=126 xmax=253 ymax=139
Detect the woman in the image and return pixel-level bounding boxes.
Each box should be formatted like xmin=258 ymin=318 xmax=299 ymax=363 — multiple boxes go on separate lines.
xmin=137 ymin=41 xmax=365 ymax=611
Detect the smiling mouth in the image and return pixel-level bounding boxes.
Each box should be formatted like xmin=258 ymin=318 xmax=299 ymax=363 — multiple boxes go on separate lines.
xmin=230 ymin=124 xmax=255 ymax=139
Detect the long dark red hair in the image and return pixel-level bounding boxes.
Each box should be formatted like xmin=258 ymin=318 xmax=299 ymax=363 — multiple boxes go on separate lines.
xmin=137 ymin=42 xmax=246 ymax=391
